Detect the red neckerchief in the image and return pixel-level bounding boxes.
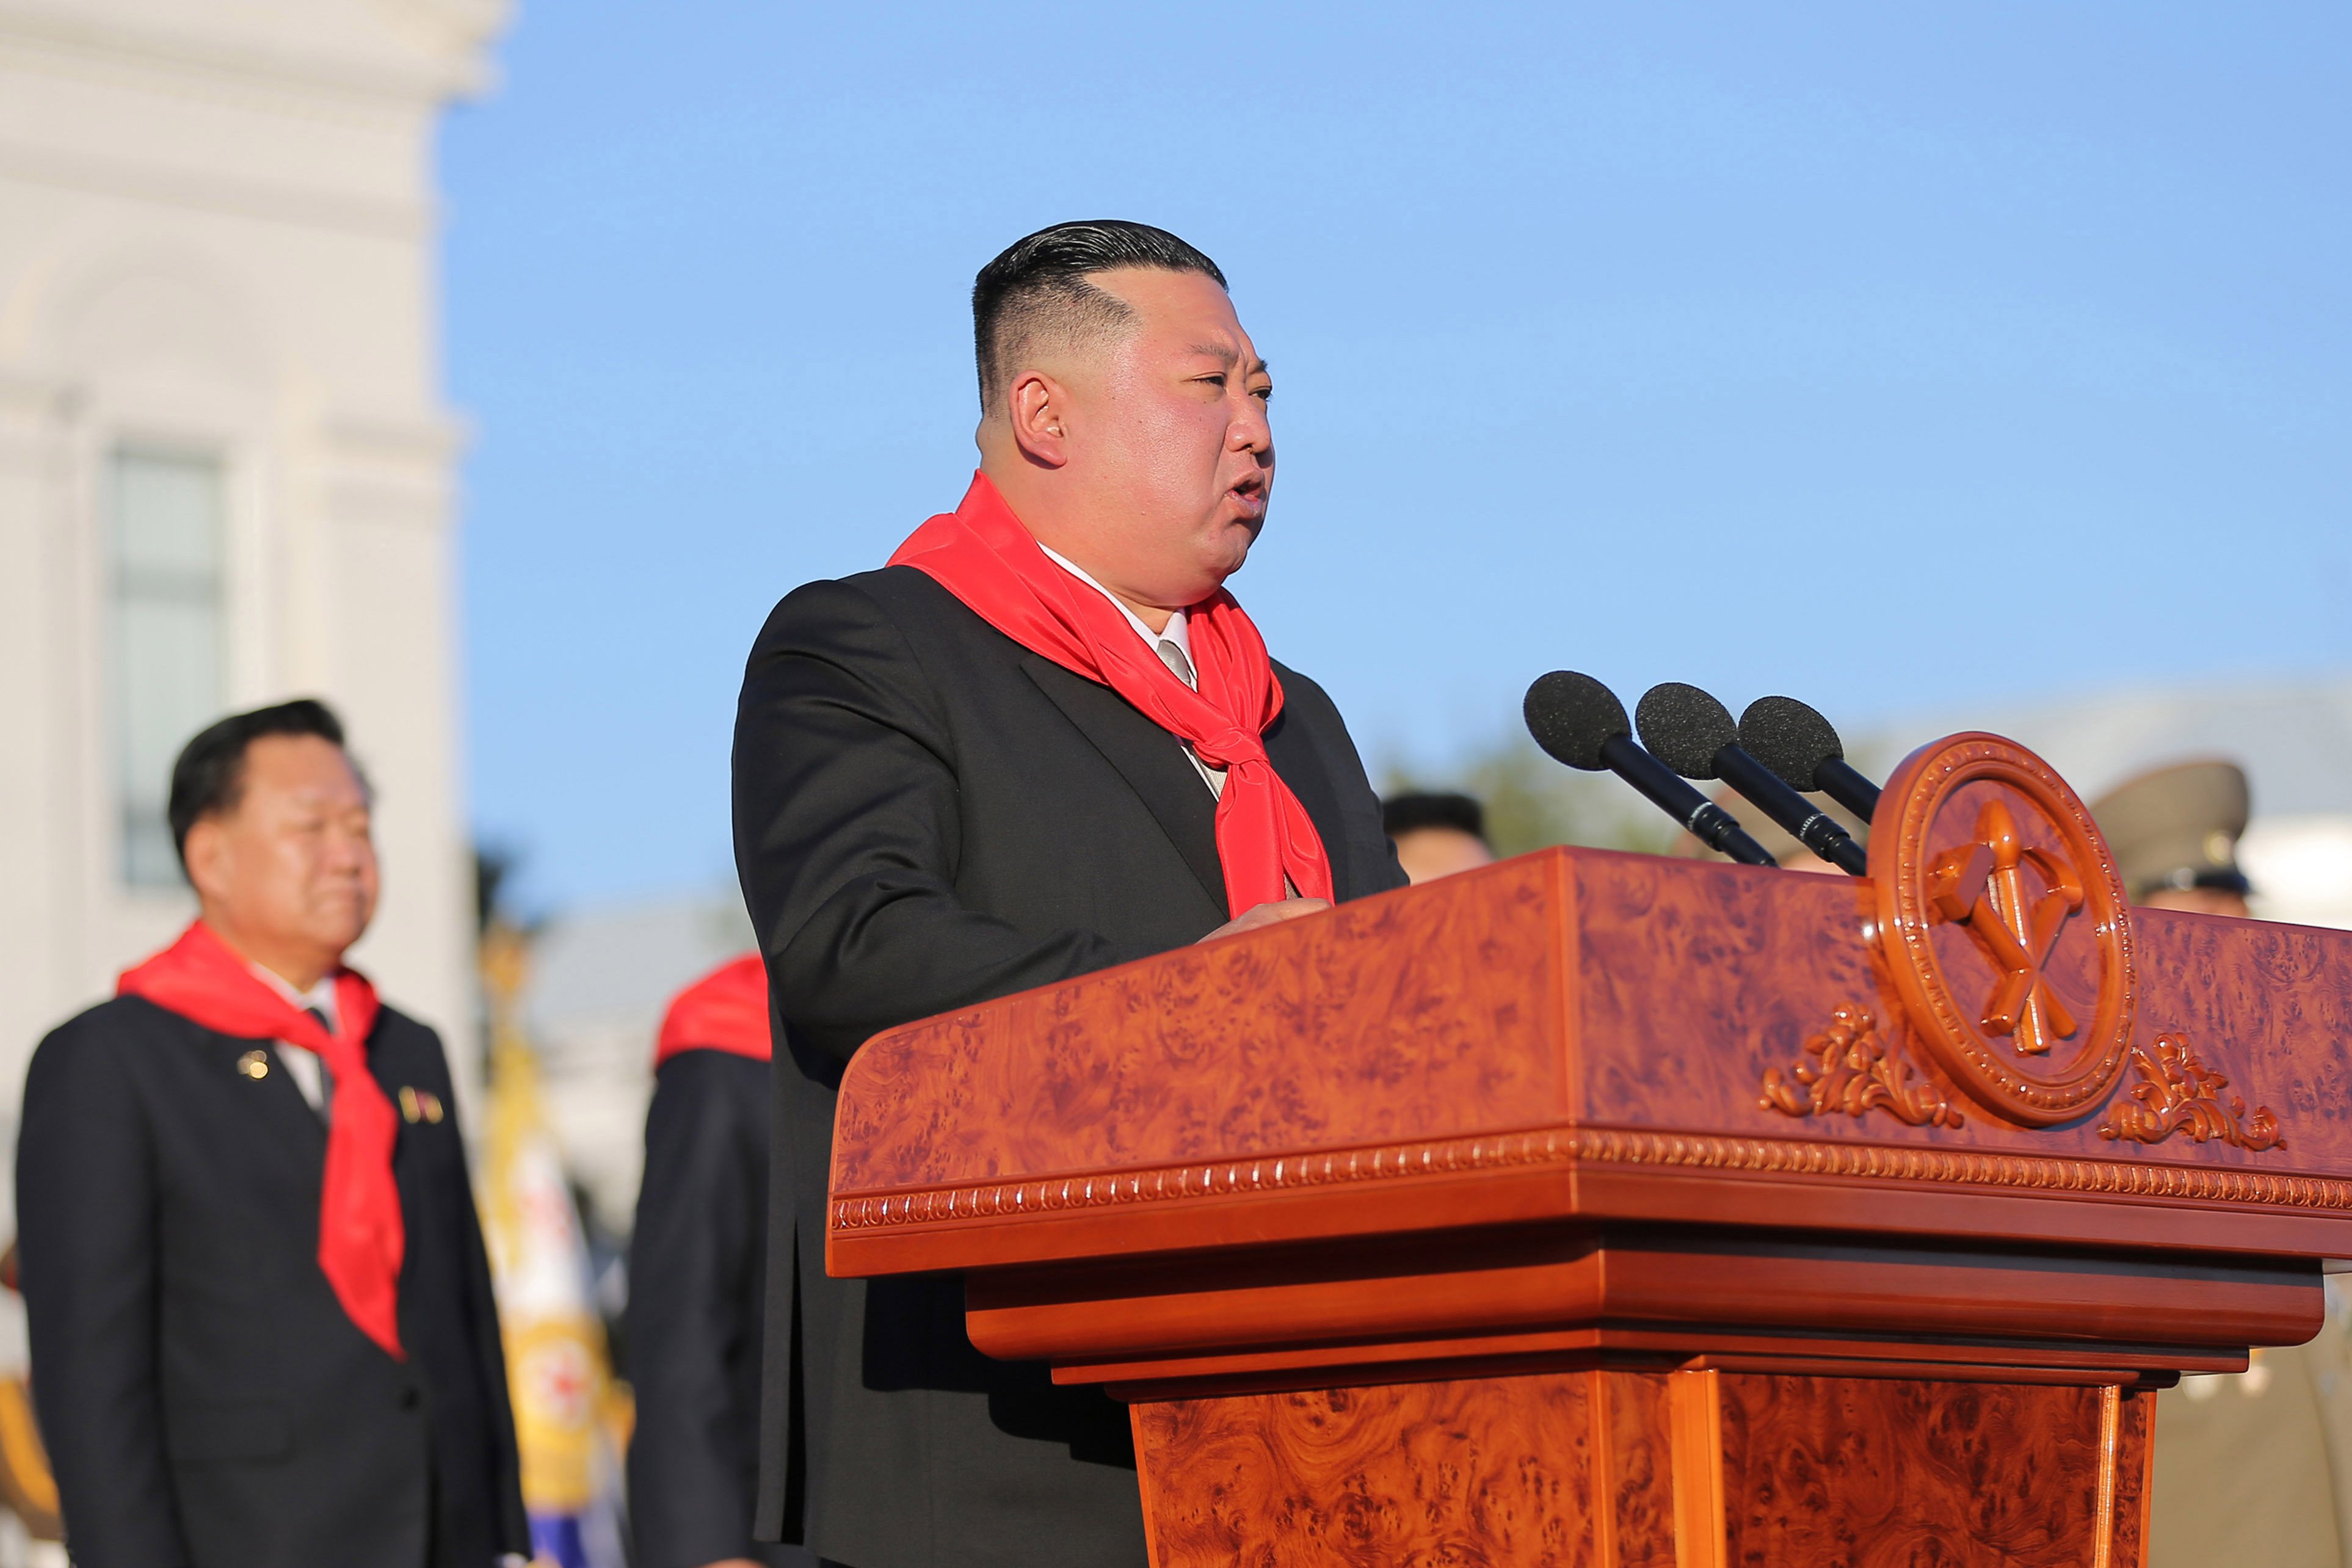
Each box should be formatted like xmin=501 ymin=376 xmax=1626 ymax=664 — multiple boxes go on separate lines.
xmin=888 ymin=472 xmax=1333 ymax=917
xmin=118 ymin=921 xmax=405 ymax=1360
xmin=653 ymin=953 xmax=771 ymax=1067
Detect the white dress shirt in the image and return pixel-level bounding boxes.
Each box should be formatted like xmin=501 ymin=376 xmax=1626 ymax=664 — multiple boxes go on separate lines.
xmin=1038 ymin=543 xmax=1226 ymax=797
xmin=248 ymin=962 xmax=338 ymax=1114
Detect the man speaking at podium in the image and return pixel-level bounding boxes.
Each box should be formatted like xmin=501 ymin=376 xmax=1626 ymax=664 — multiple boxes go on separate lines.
xmin=732 ymin=222 xmax=1406 ymax=1567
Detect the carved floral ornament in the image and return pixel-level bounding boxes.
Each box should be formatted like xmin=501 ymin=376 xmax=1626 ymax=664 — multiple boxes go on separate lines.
xmin=2099 ymin=1034 xmax=2284 ymax=1151
xmin=1757 ymin=733 xmax=2283 ymax=1151
xmin=1759 ymin=1005 xmax=1962 ymax=1130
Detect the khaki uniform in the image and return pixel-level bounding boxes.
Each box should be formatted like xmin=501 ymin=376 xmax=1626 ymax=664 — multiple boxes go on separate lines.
xmin=2098 ymin=760 xmax=2351 ymax=1562
xmin=2150 ymin=1283 xmax=2352 ymax=1566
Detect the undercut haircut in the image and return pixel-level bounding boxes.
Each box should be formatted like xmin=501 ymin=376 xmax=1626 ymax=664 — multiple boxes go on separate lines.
xmin=1381 ymin=791 xmax=1489 ymax=845
xmin=167 ymin=697 xmax=352 ymax=869
xmin=972 ymin=220 xmax=1229 ymax=409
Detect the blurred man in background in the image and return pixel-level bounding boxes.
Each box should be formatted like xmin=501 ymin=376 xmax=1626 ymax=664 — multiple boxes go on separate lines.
xmin=2096 ymin=758 xmax=2352 ymax=1567
xmin=2092 ymin=759 xmax=2255 ymax=918
xmin=628 ymin=953 xmax=814 ymax=1568
xmin=1381 ymin=792 xmax=1495 ymax=884
xmin=15 ymin=700 xmax=526 ymax=1568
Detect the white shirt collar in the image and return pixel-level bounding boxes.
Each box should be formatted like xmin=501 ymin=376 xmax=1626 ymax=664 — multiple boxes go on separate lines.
xmin=1037 ymin=543 xmax=1192 ymax=664
xmin=1035 ymin=542 xmax=1225 ymax=796
xmin=249 ymin=961 xmax=339 ymax=1031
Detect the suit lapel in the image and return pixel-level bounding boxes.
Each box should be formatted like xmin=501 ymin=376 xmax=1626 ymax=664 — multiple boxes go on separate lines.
xmin=197 ymin=1030 xmax=328 ymax=1245
xmin=211 ymin=1031 xmax=327 ymax=1148
xmin=1017 ymin=654 xmax=1228 ymax=912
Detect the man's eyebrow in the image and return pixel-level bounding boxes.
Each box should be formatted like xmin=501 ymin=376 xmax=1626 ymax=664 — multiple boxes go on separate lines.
xmin=1186 ymin=343 xmax=1271 ymax=377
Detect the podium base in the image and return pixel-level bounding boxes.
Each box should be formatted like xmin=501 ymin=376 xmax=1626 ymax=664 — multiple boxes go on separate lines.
xmin=1132 ymin=1368 xmax=2155 ymax=1567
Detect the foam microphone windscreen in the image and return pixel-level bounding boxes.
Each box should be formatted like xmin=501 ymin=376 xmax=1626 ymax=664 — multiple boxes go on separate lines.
xmin=1635 ymin=683 xmax=1737 ymax=780
xmin=1738 ymin=695 xmax=1843 ymax=790
xmin=1523 ymin=671 xmax=1630 ymax=771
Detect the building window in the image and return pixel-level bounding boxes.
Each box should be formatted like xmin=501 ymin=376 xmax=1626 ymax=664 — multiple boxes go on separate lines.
xmin=109 ymin=448 xmax=225 ymax=887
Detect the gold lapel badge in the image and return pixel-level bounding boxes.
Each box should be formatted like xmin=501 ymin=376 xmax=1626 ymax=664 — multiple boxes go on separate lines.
xmin=397 ymin=1087 xmax=445 ymax=1125
xmin=236 ymin=1050 xmax=270 ymax=1080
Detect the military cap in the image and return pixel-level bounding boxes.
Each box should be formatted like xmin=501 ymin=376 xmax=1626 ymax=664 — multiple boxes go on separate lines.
xmin=2088 ymin=758 xmax=2253 ymax=901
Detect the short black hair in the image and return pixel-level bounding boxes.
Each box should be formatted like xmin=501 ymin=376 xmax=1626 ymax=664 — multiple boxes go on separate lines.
xmin=1382 ymin=791 xmax=1487 ymax=844
xmin=167 ymin=697 xmax=350 ymax=868
xmin=971 ymin=220 xmax=1228 ymax=408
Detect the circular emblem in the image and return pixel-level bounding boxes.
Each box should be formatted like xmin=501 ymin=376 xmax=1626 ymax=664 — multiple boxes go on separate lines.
xmin=1869 ymin=733 xmax=2136 ymax=1127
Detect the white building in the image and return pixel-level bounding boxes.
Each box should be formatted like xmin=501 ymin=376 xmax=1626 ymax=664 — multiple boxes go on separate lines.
xmin=0 ymin=0 xmax=506 ymax=1125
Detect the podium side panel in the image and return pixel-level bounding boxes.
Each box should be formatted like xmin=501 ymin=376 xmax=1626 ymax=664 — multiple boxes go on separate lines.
xmin=1131 ymin=1374 xmax=1603 ymax=1568
xmin=1706 ymin=1372 xmax=2151 ymax=1568
xmin=1595 ymin=1370 xmax=1678 ymax=1567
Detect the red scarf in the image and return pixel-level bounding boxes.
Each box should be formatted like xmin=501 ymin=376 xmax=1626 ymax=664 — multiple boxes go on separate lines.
xmin=118 ymin=922 xmax=405 ymax=1360
xmin=889 ymin=473 xmax=1333 ymax=916
xmin=653 ymin=953 xmax=771 ymax=1067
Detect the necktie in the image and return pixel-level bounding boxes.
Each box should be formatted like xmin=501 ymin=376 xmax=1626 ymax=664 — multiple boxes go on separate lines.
xmin=303 ymin=1006 xmax=338 ymax=1120
xmin=1154 ymin=638 xmax=1230 ymax=800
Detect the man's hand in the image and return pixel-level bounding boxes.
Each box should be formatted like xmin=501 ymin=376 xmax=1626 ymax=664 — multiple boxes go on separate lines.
xmin=1198 ymin=897 xmax=1331 ymax=942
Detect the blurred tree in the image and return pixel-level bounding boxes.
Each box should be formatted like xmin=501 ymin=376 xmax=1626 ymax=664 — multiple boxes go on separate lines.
xmin=1383 ymin=731 xmax=1677 ymax=859
xmin=473 ymin=845 xmax=515 ymax=937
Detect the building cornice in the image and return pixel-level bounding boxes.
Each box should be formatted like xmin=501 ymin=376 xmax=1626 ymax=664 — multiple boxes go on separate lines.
xmin=0 ymin=137 xmax=430 ymax=238
xmin=0 ymin=0 xmax=505 ymax=108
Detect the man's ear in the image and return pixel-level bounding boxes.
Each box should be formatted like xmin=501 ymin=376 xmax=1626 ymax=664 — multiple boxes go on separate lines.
xmin=181 ymin=816 xmax=231 ymax=906
xmin=1007 ymin=369 xmax=1072 ymax=469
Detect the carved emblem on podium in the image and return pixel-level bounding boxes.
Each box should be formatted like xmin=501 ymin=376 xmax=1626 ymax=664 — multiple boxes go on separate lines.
xmin=2099 ymin=1034 xmax=2285 ymax=1151
xmin=1760 ymin=1004 xmax=1965 ymax=1129
xmin=1925 ymin=799 xmax=2084 ymax=1058
xmin=1872 ymin=735 xmax=2137 ymax=1127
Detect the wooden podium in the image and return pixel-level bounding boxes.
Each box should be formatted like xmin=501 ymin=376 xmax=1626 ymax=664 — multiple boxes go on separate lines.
xmin=826 ymin=734 xmax=2352 ymax=1566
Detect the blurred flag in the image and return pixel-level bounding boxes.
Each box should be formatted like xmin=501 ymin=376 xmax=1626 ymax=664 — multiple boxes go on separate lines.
xmin=479 ymin=930 xmax=628 ymax=1568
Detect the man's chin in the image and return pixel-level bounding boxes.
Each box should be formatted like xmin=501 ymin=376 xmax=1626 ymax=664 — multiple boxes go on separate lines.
xmin=308 ymin=911 xmax=374 ymax=960
xmin=1206 ymin=516 xmax=1261 ymax=573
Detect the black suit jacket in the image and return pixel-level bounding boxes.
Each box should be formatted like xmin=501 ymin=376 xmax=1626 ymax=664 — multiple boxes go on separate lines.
xmin=626 ymin=1048 xmax=809 ymax=1568
xmin=732 ymin=565 xmax=1406 ymax=1568
xmin=16 ymin=995 xmax=528 ymax=1568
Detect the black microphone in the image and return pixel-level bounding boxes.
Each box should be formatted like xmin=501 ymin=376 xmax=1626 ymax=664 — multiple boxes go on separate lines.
xmin=1636 ymin=684 xmax=1868 ymax=876
xmin=1522 ymin=672 xmax=1775 ymax=866
xmin=1737 ymin=695 xmax=1884 ymax=822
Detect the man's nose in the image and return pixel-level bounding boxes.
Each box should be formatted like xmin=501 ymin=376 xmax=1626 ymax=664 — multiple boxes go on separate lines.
xmin=1230 ymin=397 xmax=1272 ymax=454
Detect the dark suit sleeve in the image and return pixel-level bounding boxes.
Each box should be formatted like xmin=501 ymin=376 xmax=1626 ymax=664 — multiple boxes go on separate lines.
xmin=16 ymin=1019 xmax=192 ymax=1568
xmin=733 ymin=577 xmax=1150 ymax=1061
xmin=627 ymin=1050 xmax=769 ymax=1568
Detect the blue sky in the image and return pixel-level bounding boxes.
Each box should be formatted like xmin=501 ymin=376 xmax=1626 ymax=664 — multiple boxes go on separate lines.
xmin=445 ymin=2 xmax=2351 ymax=912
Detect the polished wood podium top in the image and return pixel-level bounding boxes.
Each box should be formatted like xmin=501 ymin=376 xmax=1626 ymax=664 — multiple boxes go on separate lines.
xmin=830 ymin=840 xmax=2352 ymax=1277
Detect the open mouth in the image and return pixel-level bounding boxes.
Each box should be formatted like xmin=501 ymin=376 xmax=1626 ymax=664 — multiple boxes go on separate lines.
xmin=1227 ymin=476 xmax=1268 ymax=517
